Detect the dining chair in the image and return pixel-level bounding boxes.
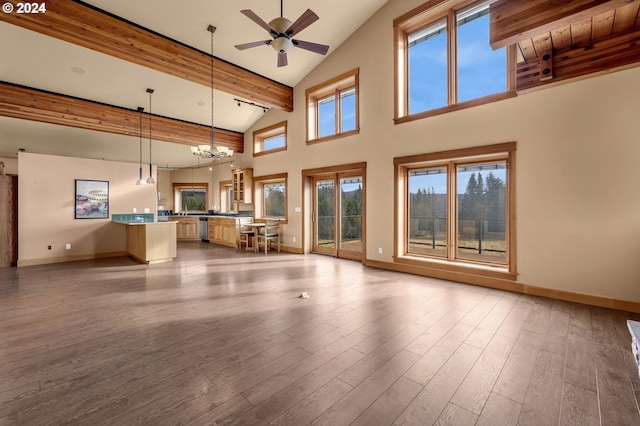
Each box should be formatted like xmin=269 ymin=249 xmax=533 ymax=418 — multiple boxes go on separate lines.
xmin=237 ymin=217 xmax=255 ymax=251
xmin=256 ymin=219 xmax=280 ymax=254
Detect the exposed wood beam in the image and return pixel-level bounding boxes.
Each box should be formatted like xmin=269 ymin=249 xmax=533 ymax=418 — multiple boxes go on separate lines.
xmin=0 ymin=0 xmax=293 ymax=112
xmin=0 ymin=82 xmax=244 ymax=152
xmin=490 ymin=0 xmax=639 ymax=49
xmin=515 ymin=27 xmax=640 ymax=91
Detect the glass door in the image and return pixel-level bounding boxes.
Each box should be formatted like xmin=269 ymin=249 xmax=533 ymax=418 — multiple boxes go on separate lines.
xmin=312 ymin=174 xmax=363 ymax=260
xmin=338 ymin=175 xmax=363 ymax=259
xmin=313 ymin=178 xmax=336 ymax=255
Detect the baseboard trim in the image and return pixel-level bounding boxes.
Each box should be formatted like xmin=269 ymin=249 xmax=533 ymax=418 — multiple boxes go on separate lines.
xmin=17 ymin=251 xmax=129 ymax=267
xmin=364 ymin=259 xmax=640 ymax=313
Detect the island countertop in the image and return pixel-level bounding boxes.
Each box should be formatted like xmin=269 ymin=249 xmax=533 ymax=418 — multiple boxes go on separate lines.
xmin=112 ymin=220 xmax=177 ymax=263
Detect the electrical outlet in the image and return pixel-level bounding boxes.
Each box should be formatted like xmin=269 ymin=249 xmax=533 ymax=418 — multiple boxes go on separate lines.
xmin=47 ymin=245 xmax=52 ymax=250
xmin=378 ymin=247 xmax=383 ymax=254
xmin=65 ymin=243 xmax=71 ymax=250
xmin=292 ymin=237 xmax=296 ymax=243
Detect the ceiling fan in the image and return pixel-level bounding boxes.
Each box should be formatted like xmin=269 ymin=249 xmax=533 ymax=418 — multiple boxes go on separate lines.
xmin=234 ymin=0 xmax=330 ymax=67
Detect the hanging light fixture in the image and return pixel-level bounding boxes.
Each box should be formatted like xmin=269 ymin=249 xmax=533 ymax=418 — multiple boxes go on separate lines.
xmin=146 ymin=88 xmax=155 ymax=184
xmin=191 ymin=25 xmax=233 ymax=160
xmin=136 ymin=106 xmax=147 ymax=185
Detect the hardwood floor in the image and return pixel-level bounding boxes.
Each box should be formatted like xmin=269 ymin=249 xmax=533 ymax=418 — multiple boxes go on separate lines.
xmin=1 ymin=242 xmax=639 ymax=425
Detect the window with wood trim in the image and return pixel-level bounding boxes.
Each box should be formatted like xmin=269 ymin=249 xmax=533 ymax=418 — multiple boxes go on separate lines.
xmin=394 ymin=0 xmax=515 ymax=123
xmin=218 ymin=180 xmax=236 ymax=213
xmin=173 ymin=183 xmax=208 ymax=213
xmin=253 ymin=121 xmax=287 ymax=156
xmin=306 ymin=68 xmax=359 ymax=143
xmin=394 ymin=143 xmax=516 ymax=279
xmin=253 ymin=173 xmax=288 ymax=221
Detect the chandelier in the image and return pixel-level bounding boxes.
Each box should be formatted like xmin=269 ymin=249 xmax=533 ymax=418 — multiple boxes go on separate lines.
xmin=191 ymin=25 xmax=233 ymax=160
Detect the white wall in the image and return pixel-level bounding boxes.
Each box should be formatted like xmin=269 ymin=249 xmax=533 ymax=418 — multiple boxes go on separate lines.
xmin=241 ymin=0 xmax=640 ymax=303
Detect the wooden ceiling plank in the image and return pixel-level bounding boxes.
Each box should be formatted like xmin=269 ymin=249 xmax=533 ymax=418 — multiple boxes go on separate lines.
xmin=571 ymin=18 xmax=594 ymax=46
xmin=612 ymin=2 xmax=640 ymax=32
xmin=550 ymin=25 xmax=573 ymax=50
xmin=532 ymin=33 xmax=553 ymax=56
xmin=592 ymin=10 xmax=616 ymax=38
xmin=518 ymin=38 xmax=538 ymax=60
xmin=0 ymin=83 xmax=244 ymax=152
xmin=0 ymin=0 xmax=293 ymax=112
xmin=490 ymin=0 xmax=640 ymax=49
xmin=516 ymin=26 xmax=640 ymax=91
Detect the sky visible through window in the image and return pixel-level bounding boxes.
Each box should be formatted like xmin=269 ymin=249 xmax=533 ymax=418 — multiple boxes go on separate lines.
xmin=408 ymin=2 xmax=506 ymax=114
xmin=319 ymin=88 xmax=356 ymax=137
xmin=264 ymin=134 xmax=285 ymax=151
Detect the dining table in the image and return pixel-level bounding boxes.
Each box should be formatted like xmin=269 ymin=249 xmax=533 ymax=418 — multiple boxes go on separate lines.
xmin=246 ymin=222 xmax=265 ymax=253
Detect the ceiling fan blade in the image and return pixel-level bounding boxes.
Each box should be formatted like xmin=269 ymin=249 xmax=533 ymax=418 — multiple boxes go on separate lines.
xmin=292 ymin=39 xmax=330 ymax=55
xmin=235 ymin=40 xmax=271 ymax=50
xmin=240 ymin=9 xmax=277 ymax=35
xmin=277 ymin=52 xmax=288 ymax=67
xmin=286 ymin=9 xmax=319 ymax=36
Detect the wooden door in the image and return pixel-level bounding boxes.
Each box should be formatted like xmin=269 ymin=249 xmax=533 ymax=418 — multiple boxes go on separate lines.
xmin=0 ymin=175 xmax=18 ymax=267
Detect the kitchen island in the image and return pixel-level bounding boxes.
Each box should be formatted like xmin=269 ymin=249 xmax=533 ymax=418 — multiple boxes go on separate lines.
xmin=112 ymin=214 xmax=177 ymax=264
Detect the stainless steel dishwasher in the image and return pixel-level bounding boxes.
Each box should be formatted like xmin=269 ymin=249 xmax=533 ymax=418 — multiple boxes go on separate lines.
xmin=198 ymin=216 xmax=209 ymax=242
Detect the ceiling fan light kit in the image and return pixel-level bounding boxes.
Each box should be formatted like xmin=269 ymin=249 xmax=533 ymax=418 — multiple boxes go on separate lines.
xmin=235 ymin=0 xmax=330 ymax=67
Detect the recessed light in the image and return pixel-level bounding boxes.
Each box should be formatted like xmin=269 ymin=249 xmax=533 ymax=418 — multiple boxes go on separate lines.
xmin=71 ymin=66 xmax=87 ymax=76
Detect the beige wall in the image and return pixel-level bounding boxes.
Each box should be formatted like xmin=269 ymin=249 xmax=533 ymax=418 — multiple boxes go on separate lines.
xmin=18 ymin=152 xmax=157 ymax=265
xmin=240 ymin=0 xmax=640 ymax=303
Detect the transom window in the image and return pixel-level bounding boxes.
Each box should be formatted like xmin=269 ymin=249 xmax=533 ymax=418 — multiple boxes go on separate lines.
xmin=306 ymin=68 xmax=359 ymax=143
xmin=394 ymin=0 xmax=515 ymax=122
xmin=395 ymin=143 xmax=516 ymax=279
xmin=253 ymin=121 xmax=287 ymax=156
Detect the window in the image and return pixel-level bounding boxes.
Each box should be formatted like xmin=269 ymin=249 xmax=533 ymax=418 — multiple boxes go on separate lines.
xmin=218 ymin=180 xmax=236 ymax=213
xmin=394 ymin=0 xmax=515 ymax=122
xmin=395 ymin=143 xmax=516 ymax=279
xmin=253 ymin=173 xmax=288 ymax=221
xmin=173 ymin=183 xmax=208 ymax=213
xmin=253 ymin=121 xmax=287 ymax=156
xmin=306 ymin=68 xmax=359 ymax=143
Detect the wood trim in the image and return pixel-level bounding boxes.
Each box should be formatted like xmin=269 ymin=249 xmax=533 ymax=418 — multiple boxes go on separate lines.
xmin=253 ymin=173 xmax=288 ymax=223
xmin=365 ymin=258 xmax=640 ymax=313
xmin=394 ymin=91 xmax=517 ymax=125
xmin=0 ymin=82 xmax=244 ymax=152
xmin=0 ymin=0 xmax=293 ymax=111
xmin=490 ymin=0 xmax=639 ymax=49
xmin=306 ymin=129 xmax=360 ymax=145
xmin=393 ymin=142 xmax=517 ymax=165
xmin=301 ymin=162 xmax=368 ymax=177
xmin=394 ymin=255 xmax=517 ymax=281
xmin=516 ymin=26 xmax=640 ymax=92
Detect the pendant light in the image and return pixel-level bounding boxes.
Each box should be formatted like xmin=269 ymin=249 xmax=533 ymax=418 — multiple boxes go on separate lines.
xmin=136 ymin=106 xmax=147 ymax=185
xmin=146 ymin=88 xmax=155 ymax=184
xmin=190 ymin=25 xmax=233 ymax=160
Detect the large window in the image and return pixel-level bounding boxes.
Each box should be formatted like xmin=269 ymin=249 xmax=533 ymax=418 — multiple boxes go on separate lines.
xmin=254 ymin=173 xmax=288 ymax=221
xmin=173 ymin=183 xmax=208 ymax=213
xmin=395 ymin=143 xmax=516 ymax=279
xmin=253 ymin=121 xmax=287 ymax=156
xmin=306 ymin=68 xmax=359 ymax=143
xmin=394 ymin=0 xmax=515 ymax=122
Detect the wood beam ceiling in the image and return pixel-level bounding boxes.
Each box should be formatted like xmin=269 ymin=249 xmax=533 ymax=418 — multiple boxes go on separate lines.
xmin=0 ymin=0 xmax=293 ymax=112
xmin=515 ymin=26 xmax=640 ymax=91
xmin=490 ymin=0 xmax=639 ymax=49
xmin=0 ymin=82 xmax=244 ymax=152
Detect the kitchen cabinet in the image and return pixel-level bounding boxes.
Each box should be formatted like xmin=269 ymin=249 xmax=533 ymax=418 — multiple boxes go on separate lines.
xmin=169 ymin=216 xmax=199 ymax=240
xmin=232 ymin=168 xmax=253 ymax=204
xmin=208 ymin=217 xmax=238 ymax=248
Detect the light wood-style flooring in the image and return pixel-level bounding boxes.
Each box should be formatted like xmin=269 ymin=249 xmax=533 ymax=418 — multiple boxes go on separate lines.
xmin=1 ymin=242 xmax=640 ymax=425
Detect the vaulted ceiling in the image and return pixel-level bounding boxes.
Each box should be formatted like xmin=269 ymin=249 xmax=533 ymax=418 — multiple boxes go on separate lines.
xmin=0 ymin=0 xmax=389 ymax=167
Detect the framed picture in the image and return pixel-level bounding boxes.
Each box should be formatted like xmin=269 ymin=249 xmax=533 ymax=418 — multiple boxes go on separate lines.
xmin=75 ymin=179 xmax=109 ymax=219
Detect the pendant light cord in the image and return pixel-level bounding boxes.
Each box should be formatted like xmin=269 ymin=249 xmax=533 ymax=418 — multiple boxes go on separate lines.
xmin=210 ymin=26 xmax=215 ymax=150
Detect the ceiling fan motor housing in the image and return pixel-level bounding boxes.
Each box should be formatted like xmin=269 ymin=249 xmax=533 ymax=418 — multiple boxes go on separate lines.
xmin=269 ymin=16 xmax=293 ymax=34
xmin=272 ymin=37 xmax=294 ymax=54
